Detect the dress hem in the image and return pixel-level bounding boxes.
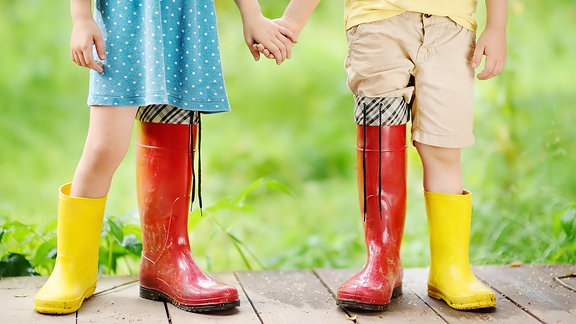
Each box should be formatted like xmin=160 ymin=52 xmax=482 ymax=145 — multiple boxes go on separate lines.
xmin=86 ymin=94 xmax=230 ymax=114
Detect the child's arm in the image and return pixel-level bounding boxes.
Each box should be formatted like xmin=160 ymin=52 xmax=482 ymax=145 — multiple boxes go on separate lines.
xmin=234 ymin=0 xmax=296 ymax=64
xmin=472 ymin=0 xmax=508 ymax=80
xmin=274 ymin=0 xmax=321 ymax=42
xmin=70 ymin=0 xmax=106 ymax=72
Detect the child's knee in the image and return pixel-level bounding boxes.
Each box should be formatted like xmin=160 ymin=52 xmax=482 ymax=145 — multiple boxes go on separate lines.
xmin=415 ymin=141 xmax=461 ymax=164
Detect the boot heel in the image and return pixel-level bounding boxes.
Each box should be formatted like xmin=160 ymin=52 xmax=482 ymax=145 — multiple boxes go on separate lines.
xmin=140 ymin=286 xmax=240 ymax=312
xmin=336 ymin=299 xmax=390 ymax=312
xmin=336 ymin=284 xmax=402 ymax=311
xmin=391 ymin=285 xmax=403 ymax=298
xmin=427 ymin=286 xmax=443 ymax=300
xmin=84 ymin=284 xmax=97 ymax=299
xmin=140 ymin=286 xmax=165 ymax=301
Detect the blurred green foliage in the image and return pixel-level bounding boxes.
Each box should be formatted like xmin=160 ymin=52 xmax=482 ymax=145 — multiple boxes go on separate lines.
xmin=0 ymin=0 xmax=574 ymax=276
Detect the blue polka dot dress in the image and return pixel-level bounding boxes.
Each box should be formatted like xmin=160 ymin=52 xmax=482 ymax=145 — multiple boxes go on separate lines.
xmin=87 ymin=0 xmax=230 ymax=114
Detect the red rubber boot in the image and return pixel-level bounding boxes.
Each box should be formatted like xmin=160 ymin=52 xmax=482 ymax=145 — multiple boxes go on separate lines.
xmin=337 ymin=124 xmax=407 ymax=311
xmin=136 ymin=121 xmax=239 ymax=312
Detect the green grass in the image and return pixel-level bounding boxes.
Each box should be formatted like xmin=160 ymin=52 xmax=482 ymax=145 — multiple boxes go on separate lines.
xmin=1 ymin=0 xmax=575 ymax=275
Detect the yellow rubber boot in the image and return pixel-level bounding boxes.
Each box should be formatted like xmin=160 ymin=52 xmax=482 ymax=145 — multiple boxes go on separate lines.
xmin=34 ymin=183 xmax=107 ymax=314
xmin=425 ymin=190 xmax=496 ymax=310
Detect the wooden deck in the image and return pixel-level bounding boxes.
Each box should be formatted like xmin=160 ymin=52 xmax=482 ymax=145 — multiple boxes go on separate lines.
xmin=1 ymin=264 xmax=575 ymax=323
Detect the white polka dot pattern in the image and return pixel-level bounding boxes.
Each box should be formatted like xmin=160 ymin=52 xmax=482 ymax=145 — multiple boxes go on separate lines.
xmin=87 ymin=0 xmax=230 ymax=113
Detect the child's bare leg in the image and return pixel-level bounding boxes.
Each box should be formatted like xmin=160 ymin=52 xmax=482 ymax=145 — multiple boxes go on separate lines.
xmin=70 ymin=105 xmax=138 ymax=198
xmin=414 ymin=142 xmax=462 ymax=194
xmin=416 ymin=141 xmax=496 ymax=310
xmin=34 ymin=105 xmax=137 ymax=315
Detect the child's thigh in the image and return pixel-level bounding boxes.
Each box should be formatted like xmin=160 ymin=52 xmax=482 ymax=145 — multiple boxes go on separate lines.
xmin=345 ymin=15 xmax=419 ymax=100
xmin=412 ymin=20 xmax=476 ymax=148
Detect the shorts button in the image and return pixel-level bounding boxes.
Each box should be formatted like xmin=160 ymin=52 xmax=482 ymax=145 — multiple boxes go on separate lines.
xmin=424 ymin=14 xmax=432 ymax=18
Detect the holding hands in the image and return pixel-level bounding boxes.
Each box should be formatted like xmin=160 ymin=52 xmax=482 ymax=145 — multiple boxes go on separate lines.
xmin=252 ymin=17 xmax=299 ymax=62
xmin=240 ymin=12 xmax=296 ymax=64
xmin=237 ymin=0 xmax=320 ymax=64
xmin=235 ymin=0 xmax=294 ymax=65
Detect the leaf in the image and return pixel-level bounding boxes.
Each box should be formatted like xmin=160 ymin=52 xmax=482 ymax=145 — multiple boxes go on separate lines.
xmin=107 ymin=217 xmax=124 ymax=244
xmin=98 ymin=249 xmax=127 ymax=274
xmin=188 ymin=209 xmax=205 ymax=229
xmin=230 ymin=177 xmax=293 ymax=209
xmin=0 ymin=253 xmax=39 ymax=278
xmin=33 ymin=241 xmax=56 ymax=265
xmin=262 ymin=178 xmax=294 ymax=197
xmin=121 ymin=234 xmax=142 ymax=256
xmin=209 ymin=217 xmax=264 ymax=270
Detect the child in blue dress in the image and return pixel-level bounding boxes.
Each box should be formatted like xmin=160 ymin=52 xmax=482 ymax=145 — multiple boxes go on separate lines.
xmin=34 ymin=0 xmax=294 ymax=315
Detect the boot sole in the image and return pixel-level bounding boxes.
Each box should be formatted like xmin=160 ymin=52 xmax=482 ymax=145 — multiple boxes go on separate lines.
xmin=336 ymin=285 xmax=403 ymax=311
xmin=428 ymin=288 xmax=496 ymax=310
xmin=140 ymin=286 xmax=240 ymax=313
xmin=34 ymin=285 xmax=96 ymax=315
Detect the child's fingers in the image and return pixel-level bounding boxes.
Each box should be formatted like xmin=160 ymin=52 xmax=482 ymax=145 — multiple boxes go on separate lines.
xmin=477 ymin=57 xmax=496 ymax=80
xmin=71 ymin=37 xmax=104 ymax=72
xmin=73 ymin=50 xmax=87 ymax=68
xmin=471 ymin=44 xmax=484 ymax=69
xmin=260 ymin=47 xmax=272 ymax=58
xmin=478 ymin=58 xmax=505 ymax=80
xmin=71 ymin=50 xmax=80 ymax=66
xmin=252 ymin=43 xmax=275 ymax=61
xmin=82 ymin=49 xmax=104 ymax=73
xmin=278 ymin=26 xmax=297 ymax=43
xmin=249 ymin=45 xmax=261 ymax=61
xmin=258 ymin=44 xmax=272 ymax=58
xmin=93 ymin=34 xmax=106 ymax=61
xmin=271 ymin=39 xmax=287 ymax=64
xmin=252 ymin=43 xmax=266 ymax=53
xmin=278 ymin=34 xmax=292 ymax=59
xmin=262 ymin=42 xmax=280 ymax=64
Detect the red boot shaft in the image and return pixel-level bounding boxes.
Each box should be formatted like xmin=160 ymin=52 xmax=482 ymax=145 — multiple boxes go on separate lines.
xmin=136 ymin=121 xmax=239 ymax=312
xmin=337 ymin=124 xmax=407 ymax=311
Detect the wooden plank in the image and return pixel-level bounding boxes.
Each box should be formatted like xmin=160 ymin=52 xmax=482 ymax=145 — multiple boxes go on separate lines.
xmin=0 ymin=276 xmax=76 ymax=323
xmin=167 ymin=272 xmax=260 ymax=323
xmin=93 ymin=275 xmax=139 ymax=294
xmin=532 ymin=263 xmax=576 ymax=315
xmin=406 ymin=266 xmax=540 ymax=323
xmin=77 ymin=275 xmax=169 ymax=323
xmin=475 ymin=264 xmax=576 ymax=323
xmin=315 ymin=268 xmax=445 ymax=323
xmin=236 ymin=270 xmax=350 ymax=323
xmin=3 ymin=265 xmax=573 ymax=323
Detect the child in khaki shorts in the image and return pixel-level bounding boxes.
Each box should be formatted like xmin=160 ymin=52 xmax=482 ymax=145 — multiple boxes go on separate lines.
xmin=257 ymin=0 xmax=507 ymax=312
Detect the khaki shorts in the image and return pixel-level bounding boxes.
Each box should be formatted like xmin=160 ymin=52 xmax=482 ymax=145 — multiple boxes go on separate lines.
xmin=346 ymin=12 xmax=476 ymax=148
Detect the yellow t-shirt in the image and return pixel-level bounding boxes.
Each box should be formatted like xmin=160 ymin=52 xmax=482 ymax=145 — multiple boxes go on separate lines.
xmin=345 ymin=0 xmax=478 ymax=31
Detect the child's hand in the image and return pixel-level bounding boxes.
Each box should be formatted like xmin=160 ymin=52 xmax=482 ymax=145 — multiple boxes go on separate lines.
xmin=251 ymin=18 xmax=299 ymax=63
xmin=272 ymin=17 xmax=302 ymax=43
xmin=252 ymin=43 xmax=274 ymax=60
xmin=242 ymin=14 xmax=296 ymax=64
xmin=472 ymin=26 xmax=507 ymax=80
xmin=70 ymin=18 xmax=106 ymax=73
